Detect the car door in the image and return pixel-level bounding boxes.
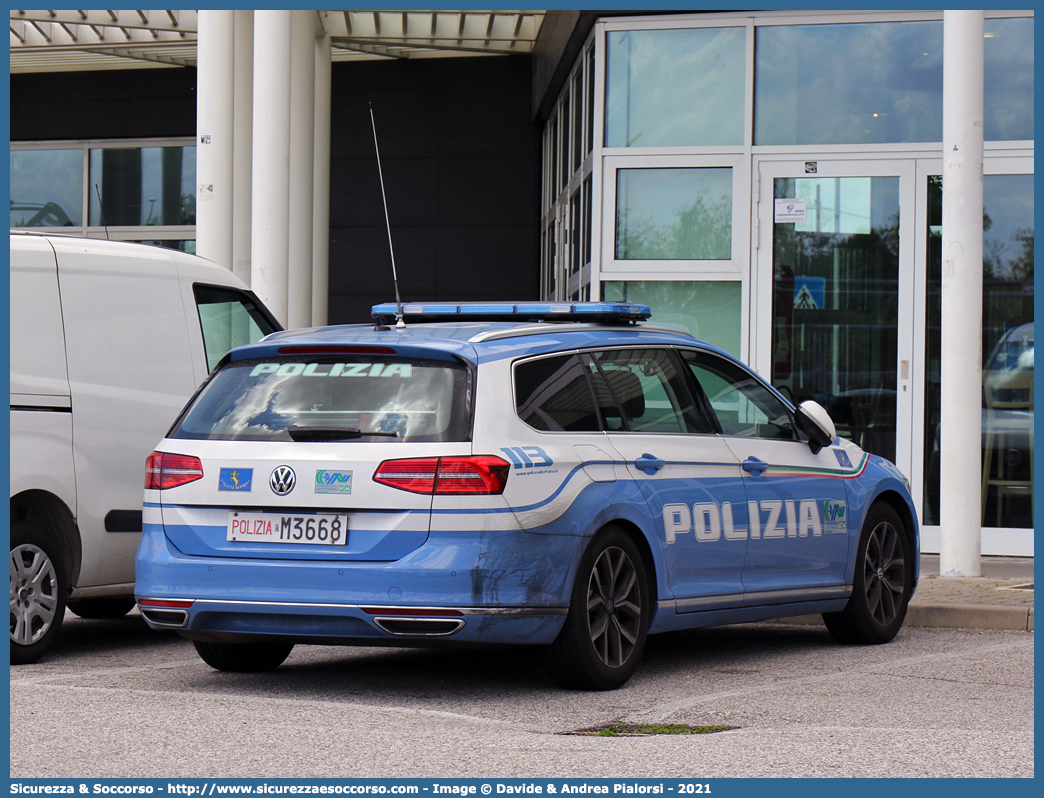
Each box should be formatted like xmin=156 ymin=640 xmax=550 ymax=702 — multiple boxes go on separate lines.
xmin=679 ymin=349 xmax=851 ymax=599
xmin=585 ymin=347 xmax=749 ymax=609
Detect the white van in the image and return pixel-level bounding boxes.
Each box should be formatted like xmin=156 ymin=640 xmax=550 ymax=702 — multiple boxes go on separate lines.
xmin=10 ymin=232 xmax=281 ymax=663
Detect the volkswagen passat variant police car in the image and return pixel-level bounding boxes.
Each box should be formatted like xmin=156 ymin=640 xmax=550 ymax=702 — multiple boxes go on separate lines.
xmin=135 ymin=302 xmax=919 ymax=689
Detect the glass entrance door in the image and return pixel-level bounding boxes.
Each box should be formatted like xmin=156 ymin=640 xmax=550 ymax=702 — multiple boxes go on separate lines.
xmin=754 ymin=160 xmax=916 ymax=477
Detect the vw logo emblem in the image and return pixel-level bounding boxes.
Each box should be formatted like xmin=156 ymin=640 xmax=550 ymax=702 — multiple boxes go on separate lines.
xmin=269 ymin=465 xmax=296 ymax=496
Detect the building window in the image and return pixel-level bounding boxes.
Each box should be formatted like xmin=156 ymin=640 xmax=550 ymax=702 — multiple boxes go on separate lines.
xmin=10 ymin=139 xmax=196 ymax=244
xmin=615 ymin=168 xmax=732 ymax=260
xmin=89 ymin=146 xmax=196 ymax=227
xmin=605 ymin=27 xmax=745 ymax=148
xmin=10 ymin=149 xmax=84 ymax=228
xmin=984 ymin=16 xmax=1034 ymax=141
xmin=602 ymin=280 xmax=742 ymax=358
xmin=755 ymin=17 xmax=1033 ymax=146
xmin=542 ymin=38 xmax=597 ymax=301
xmin=755 ymin=21 xmax=943 ymax=146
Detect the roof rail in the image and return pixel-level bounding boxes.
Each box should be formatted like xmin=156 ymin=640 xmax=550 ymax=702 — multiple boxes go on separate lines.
xmin=467 ymin=322 xmax=695 ymax=344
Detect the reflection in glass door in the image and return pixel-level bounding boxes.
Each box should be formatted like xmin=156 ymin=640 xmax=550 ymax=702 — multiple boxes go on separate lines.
xmin=769 ymin=176 xmax=901 ymax=463
xmin=922 ymin=173 xmax=1034 ymax=529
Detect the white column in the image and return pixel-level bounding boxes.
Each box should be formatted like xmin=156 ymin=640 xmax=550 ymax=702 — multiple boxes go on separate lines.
xmin=287 ymin=10 xmax=316 ymax=329
xmin=312 ymin=29 xmax=332 ymax=327
xmin=939 ymin=10 xmax=985 ymax=577
xmin=250 ymin=10 xmax=292 ymax=327
xmin=195 ymin=10 xmax=235 ymax=270
xmin=231 ymin=10 xmax=254 ymax=286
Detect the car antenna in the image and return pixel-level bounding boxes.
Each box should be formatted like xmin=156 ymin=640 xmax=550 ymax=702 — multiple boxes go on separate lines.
xmin=94 ymin=184 xmax=110 ymax=240
xmin=369 ymin=102 xmax=405 ymax=330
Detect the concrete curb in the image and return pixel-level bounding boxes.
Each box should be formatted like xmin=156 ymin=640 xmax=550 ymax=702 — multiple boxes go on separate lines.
xmin=905 ymin=603 xmax=1034 ymax=632
xmin=771 ymin=604 xmax=1034 ymax=632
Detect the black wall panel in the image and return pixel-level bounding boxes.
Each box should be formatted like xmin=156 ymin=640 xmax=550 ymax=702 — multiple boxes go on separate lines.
xmin=329 ymin=55 xmax=542 ymax=324
xmin=11 ymin=68 xmax=198 ymax=141
xmin=11 ymin=55 xmax=542 ymax=325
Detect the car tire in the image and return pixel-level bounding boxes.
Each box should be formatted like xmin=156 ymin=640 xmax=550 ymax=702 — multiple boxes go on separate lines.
xmin=545 ymin=526 xmax=650 ymax=690
xmin=193 ymin=640 xmax=295 ymax=672
xmin=10 ymin=521 xmax=68 ymax=665
xmin=823 ymin=502 xmax=912 ymax=645
xmin=67 ymin=597 xmax=137 ymax=620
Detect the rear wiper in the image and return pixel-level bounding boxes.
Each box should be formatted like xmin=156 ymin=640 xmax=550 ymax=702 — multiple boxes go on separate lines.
xmin=287 ymin=425 xmax=399 ymax=442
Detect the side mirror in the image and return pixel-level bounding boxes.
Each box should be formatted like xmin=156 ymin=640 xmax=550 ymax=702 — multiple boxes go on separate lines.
xmin=794 ymin=400 xmax=836 ymax=455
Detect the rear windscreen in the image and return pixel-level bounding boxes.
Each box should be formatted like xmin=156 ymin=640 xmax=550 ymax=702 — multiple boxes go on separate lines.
xmin=170 ymin=356 xmax=470 ymax=442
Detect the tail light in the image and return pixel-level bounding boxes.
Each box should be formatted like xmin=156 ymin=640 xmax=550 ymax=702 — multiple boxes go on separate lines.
xmin=373 ymin=456 xmax=509 ymax=495
xmin=145 ymin=452 xmax=204 ymax=490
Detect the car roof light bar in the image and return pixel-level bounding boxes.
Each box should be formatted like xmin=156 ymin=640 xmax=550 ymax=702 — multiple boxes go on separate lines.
xmin=370 ymin=301 xmax=653 ymax=325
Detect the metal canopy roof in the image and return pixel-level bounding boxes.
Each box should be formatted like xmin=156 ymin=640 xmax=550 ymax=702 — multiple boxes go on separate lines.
xmin=10 ymin=10 xmax=545 ymax=73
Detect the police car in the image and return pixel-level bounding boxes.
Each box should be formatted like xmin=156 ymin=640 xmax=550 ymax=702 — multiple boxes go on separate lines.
xmin=135 ymin=301 xmax=919 ymax=690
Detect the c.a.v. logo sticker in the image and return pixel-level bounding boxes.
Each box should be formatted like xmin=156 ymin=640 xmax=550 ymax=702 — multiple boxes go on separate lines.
xmin=315 ymin=470 xmax=352 ymax=494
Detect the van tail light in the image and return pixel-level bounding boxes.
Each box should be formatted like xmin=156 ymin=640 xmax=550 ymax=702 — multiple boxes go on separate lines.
xmin=145 ymin=452 xmax=204 ymax=490
xmin=373 ymin=456 xmax=510 ymax=495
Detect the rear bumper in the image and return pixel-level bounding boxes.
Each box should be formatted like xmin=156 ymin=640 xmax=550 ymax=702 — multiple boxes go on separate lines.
xmin=134 ymin=523 xmax=580 ymax=646
xmin=138 ymin=597 xmax=568 ymax=645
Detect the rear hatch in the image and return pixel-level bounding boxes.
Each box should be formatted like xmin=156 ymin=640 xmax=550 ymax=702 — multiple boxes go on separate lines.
xmin=148 ymin=350 xmax=473 ymax=562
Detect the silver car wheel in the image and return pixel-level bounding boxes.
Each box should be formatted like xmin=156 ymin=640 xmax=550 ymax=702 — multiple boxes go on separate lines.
xmin=10 ymin=543 xmax=59 ymax=646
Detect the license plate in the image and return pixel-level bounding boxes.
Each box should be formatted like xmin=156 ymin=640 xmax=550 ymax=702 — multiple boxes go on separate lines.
xmin=227 ymin=512 xmax=349 ymax=546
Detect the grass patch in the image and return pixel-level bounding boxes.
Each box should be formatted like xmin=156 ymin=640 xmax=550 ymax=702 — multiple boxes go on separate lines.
xmin=578 ymin=723 xmax=731 ymax=737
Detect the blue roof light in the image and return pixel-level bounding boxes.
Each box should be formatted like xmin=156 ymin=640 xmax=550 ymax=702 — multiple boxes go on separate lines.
xmin=371 ymin=301 xmax=652 ymax=325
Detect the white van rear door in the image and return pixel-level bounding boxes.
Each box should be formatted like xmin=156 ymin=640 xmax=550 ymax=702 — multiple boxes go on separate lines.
xmin=53 ymin=239 xmax=199 ymax=589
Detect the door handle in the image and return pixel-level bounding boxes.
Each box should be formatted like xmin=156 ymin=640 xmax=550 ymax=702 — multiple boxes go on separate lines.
xmin=742 ymin=457 xmax=769 ymax=476
xmin=635 ymin=454 xmax=665 ymax=475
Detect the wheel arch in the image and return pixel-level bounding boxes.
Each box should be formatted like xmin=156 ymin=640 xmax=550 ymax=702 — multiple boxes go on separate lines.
xmin=867 ymin=488 xmax=920 ymax=582
xmin=10 ymin=490 xmax=82 ymax=588
xmin=597 ymin=517 xmax=660 ymax=610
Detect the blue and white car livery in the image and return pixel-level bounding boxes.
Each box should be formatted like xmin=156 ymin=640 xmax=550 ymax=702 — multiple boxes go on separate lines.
xmin=135 ymin=302 xmax=919 ymax=689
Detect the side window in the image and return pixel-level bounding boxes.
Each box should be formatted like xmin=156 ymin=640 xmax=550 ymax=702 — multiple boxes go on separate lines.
xmin=193 ymin=284 xmax=281 ymax=372
xmin=514 ymin=354 xmax=601 ymax=432
xmin=587 ymin=349 xmax=707 ymax=434
xmin=681 ymin=350 xmax=795 ymax=440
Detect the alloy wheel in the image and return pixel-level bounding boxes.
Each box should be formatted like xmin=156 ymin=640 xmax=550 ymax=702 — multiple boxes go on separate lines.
xmin=10 ymin=543 xmax=59 ymax=646
xmin=587 ymin=546 xmax=642 ymax=668
xmin=862 ymin=521 xmax=905 ymax=626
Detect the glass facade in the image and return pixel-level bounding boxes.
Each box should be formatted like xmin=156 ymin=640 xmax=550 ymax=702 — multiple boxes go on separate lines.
xmin=546 ymin=11 xmax=1034 ymax=548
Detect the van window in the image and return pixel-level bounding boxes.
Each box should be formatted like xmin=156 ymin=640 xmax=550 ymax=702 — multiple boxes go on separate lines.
xmin=170 ymin=356 xmax=470 ymax=443
xmin=193 ymin=284 xmax=281 ymax=371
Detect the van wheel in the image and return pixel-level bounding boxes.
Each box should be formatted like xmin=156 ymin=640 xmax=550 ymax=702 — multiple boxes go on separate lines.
xmin=67 ymin=597 xmax=137 ymax=620
xmin=194 ymin=640 xmax=294 ymax=672
xmin=545 ymin=526 xmax=650 ymax=690
xmin=823 ymin=503 xmax=911 ymax=645
xmin=10 ymin=522 xmax=68 ymax=665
